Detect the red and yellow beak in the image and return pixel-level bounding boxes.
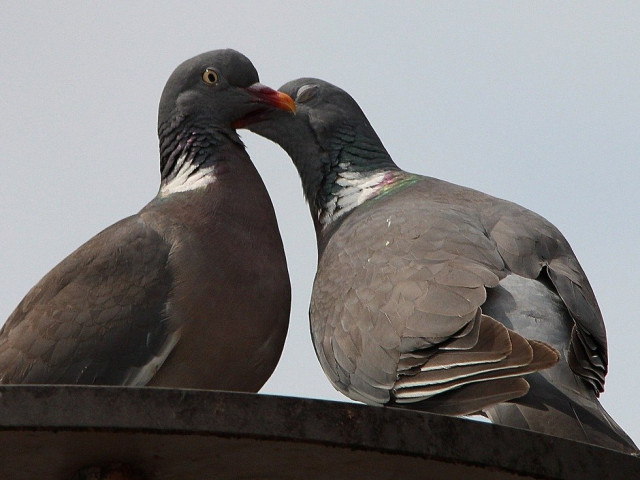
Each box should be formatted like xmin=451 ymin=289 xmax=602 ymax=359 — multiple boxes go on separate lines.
xmin=233 ymin=83 xmax=296 ymax=129
xmin=245 ymin=83 xmax=296 ymax=113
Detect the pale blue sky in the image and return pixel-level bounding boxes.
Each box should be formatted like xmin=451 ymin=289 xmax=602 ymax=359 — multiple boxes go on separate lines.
xmin=1 ymin=2 xmax=638 ymax=444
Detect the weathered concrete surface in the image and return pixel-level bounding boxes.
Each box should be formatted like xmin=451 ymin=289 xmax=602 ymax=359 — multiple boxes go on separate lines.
xmin=0 ymin=386 xmax=636 ymax=479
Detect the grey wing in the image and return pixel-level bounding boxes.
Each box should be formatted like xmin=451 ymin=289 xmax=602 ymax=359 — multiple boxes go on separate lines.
xmin=312 ymin=198 xmax=556 ymax=411
xmin=0 ymin=215 xmax=176 ymax=385
xmin=485 ymin=201 xmax=607 ymax=392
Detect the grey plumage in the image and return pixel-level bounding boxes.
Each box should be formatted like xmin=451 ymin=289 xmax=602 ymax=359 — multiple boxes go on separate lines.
xmin=482 ymin=275 xmax=636 ymax=454
xmin=0 ymin=49 xmax=294 ymax=391
xmin=245 ymin=78 xmax=638 ymax=454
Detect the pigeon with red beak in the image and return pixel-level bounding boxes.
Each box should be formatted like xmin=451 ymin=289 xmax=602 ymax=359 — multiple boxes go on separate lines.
xmin=0 ymin=49 xmax=294 ymax=392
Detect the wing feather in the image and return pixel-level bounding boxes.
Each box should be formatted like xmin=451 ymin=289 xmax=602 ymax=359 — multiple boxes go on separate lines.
xmin=0 ymin=215 xmax=177 ymax=385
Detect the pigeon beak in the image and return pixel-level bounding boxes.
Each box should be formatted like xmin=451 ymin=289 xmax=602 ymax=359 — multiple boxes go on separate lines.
xmin=245 ymin=83 xmax=296 ymax=113
xmin=233 ymin=83 xmax=296 ymax=129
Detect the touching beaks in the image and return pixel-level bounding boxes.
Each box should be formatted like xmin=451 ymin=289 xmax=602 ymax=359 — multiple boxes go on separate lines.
xmin=246 ymin=83 xmax=296 ymax=113
xmin=232 ymin=83 xmax=296 ymax=129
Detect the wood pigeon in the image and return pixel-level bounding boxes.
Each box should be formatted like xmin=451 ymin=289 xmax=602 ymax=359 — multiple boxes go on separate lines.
xmin=0 ymin=49 xmax=294 ymax=392
xmin=243 ymin=78 xmax=639 ymax=454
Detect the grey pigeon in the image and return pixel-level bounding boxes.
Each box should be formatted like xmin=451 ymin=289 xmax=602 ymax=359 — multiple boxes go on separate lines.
xmin=244 ymin=78 xmax=639 ymax=454
xmin=0 ymin=49 xmax=294 ymax=392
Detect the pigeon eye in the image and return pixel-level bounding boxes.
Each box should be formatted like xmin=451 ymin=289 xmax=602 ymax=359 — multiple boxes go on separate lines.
xmin=296 ymin=84 xmax=318 ymax=103
xmin=202 ymin=68 xmax=219 ymax=85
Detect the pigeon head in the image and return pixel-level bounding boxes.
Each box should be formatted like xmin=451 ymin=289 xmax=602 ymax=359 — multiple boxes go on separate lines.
xmin=247 ymin=78 xmax=392 ymax=162
xmin=158 ymin=49 xmax=295 ymax=132
xmin=245 ymin=78 xmax=398 ymax=228
xmin=157 ymin=49 xmax=295 ymax=181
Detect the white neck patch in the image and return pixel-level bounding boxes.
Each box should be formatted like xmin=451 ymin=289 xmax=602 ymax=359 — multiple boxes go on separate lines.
xmin=319 ymin=165 xmax=387 ymax=225
xmin=158 ymin=153 xmax=217 ymax=197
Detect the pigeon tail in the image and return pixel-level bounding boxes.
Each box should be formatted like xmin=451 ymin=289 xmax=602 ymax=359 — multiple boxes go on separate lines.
xmin=484 ymin=373 xmax=639 ymax=455
xmin=482 ymin=273 xmax=638 ymax=455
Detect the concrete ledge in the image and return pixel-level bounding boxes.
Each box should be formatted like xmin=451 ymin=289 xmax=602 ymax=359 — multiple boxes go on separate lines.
xmin=0 ymin=386 xmax=636 ymax=479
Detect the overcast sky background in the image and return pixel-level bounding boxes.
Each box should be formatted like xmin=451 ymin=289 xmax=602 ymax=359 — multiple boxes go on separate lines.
xmin=1 ymin=2 xmax=638 ymax=444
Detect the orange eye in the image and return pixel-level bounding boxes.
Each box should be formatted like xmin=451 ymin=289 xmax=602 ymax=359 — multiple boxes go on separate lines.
xmin=202 ymin=68 xmax=219 ymax=85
